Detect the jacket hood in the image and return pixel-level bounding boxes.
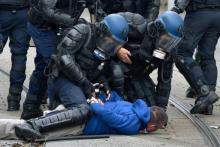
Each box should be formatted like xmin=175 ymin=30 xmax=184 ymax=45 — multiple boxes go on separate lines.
xmin=132 ymin=99 xmax=151 ymax=125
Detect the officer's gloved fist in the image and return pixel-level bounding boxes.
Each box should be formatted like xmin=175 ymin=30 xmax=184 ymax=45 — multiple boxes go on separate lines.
xmin=81 ymin=80 xmax=95 ymax=99
xmin=170 ymin=6 xmax=182 ymax=14
xmin=93 ymin=83 xmax=111 ymax=101
xmin=87 ymin=96 xmax=104 ymax=105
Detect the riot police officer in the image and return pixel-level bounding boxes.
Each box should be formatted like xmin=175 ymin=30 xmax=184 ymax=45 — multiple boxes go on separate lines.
xmin=0 ymin=0 xmax=30 ymax=111
xmin=115 ymin=11 xmax=183 ymax=110
xmin=171 ymin=0 xmax=220 ymax=114
xmin=15 ymin=15 xmax=129 ymax=139
xmin=21 ymin=0 xmax=98 ymax=119
xmin=99 ymin=0 xmax=160 ymax=21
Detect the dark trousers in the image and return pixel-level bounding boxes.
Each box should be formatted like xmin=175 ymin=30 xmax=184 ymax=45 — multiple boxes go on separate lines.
xmin=23 ymin=22 xmax=58 ymax=109
xmin=48 ymin=76 xmax=87 ymax=109
xmin=178 ymin=9 xmax=220 ymax=87
xmin=0 ymin=8 xmax=30 ymax=96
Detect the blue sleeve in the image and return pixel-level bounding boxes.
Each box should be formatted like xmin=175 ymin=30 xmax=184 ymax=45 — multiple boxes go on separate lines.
xmin=90 ymin=103 xmax=140 ymax=134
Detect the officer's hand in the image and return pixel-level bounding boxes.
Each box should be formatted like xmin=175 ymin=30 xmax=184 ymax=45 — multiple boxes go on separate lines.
xmin=99 ymin=83 xmax=111 ymax=101
xmin=87 ymin=97 xmax=104 ymax=105
xmin=117 ymin=48 xmax=132 ymax=64
xmin=170 ymin=7 xmax=182 ymax=14
xmin=93 ymin=83 xmax=111 ymax=101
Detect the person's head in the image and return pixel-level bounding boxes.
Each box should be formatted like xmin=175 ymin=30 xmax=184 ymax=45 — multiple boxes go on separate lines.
xmin=145 ymin=106 xmax=168 ymax=133
xmin=147 ymin=11 xmax=184 ymax=60
xmin=94 ymin=14 xmax=129 ymax=61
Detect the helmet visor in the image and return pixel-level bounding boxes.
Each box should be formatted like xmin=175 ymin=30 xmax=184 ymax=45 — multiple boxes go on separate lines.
xmin=96 ymin=33 xmax=125 ymax=57
xmin=156 ymin=33 xmax=182 ymax=53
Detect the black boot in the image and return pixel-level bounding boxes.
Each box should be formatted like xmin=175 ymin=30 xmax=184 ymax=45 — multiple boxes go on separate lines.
xmin=190 ymin=91 xmax=218 ymax=114
xmin=15 ymin=122 xmax=42 ymax=141
xmin=17 ymin=104 xmax=90 ymax=141
xmin=199 ymin=104 xmax=213 ymax=115
xmin=21 ymin=107 xmax=43 ymax=120
xmin=185 ymin=87 xmax=196 ymax=98
xmin=7 ymin=94 xmax=20 ymax=111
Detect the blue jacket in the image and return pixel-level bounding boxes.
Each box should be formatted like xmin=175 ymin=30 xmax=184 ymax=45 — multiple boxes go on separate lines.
xmin=83 ymin=91 xmax=151 ymax=135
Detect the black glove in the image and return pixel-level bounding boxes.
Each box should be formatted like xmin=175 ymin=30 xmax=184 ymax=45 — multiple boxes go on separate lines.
xmin=170 ymin=6 xmax=182 ymax=14
xmin=93 ymin=83 xmax=110 ymax=100
xmin=81 ymin=80 xmax=95 ymax=99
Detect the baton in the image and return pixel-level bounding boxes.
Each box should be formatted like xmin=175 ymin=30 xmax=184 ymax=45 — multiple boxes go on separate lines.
xmin=35 ymin=134 xmax=110 ymax=142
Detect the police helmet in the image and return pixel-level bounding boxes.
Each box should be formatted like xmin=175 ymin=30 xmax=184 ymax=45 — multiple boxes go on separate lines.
xmin=94 ymin=14 xmax=129 ymax=60
xmin=154 ymin=11 xmax=184 ymax=54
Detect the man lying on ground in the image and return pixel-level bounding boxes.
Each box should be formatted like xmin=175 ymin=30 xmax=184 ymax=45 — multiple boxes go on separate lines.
xmin=0 ymin=91 xmax=168 ymax=141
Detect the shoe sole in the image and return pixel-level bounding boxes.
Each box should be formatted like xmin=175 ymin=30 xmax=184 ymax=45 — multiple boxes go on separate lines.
xmin=190 ymin=97 xmax=219 ymax=114
xmin=15 ymin=125 xmax=42 ymax=141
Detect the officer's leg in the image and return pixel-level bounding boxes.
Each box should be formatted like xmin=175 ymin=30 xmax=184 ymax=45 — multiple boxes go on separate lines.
xmin=195 ymin=28 xmax=220 ymax=115
xmin=155 ymin=60 xmax=173 ymax=110
xmin=21 ymin=53 xmax=45 ymax=119
xmin=16 ymin=77 xmax=91 ymax=141
xmin=7 ymin=9 xmax=30 ymax=111
xmin=198 ymin=29 xmax=219 ymax=90
xmin=56 ymin=76 xmax=88 ymax=108
xmin=0 ymin=32 xmax=8 ymax=54
xmin=0 ymin=9 xmax=12 ymax=53
xmin=21 ymin=22 xmax=57 ymax=120
xmin=125 ymin=76 xmax=156 ymax=105
xmin=174 ymin=11 xmax=219 ymax=114
xmin=185 ymin=49 xmax=200 ymax=98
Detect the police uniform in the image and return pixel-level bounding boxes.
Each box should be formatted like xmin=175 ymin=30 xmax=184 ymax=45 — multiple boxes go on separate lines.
xmin=0 ymin=0 xmax=30 ymax=111
xmin=100 ymin=0 xmax=160 ymax=21
xmin=21 ymin=0 xmax=96 ymax=119
xmin=14 ymin=14 xmax=129 ymax=139
xmin=115 ymin=12 xmax=174 ymax=109
xmin=172 ymin=0 xmax=220 ymax=114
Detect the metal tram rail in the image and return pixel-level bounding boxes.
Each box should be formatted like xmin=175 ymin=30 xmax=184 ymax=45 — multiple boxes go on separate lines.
xmin=169 ymin=96 xmax=220 ymax=147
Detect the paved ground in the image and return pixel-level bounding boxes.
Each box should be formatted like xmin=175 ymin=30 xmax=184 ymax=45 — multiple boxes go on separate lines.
xmin=0 ymin=9 xmax=219 ymax=147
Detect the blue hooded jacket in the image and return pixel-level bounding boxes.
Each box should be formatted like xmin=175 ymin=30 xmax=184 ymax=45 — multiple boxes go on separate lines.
xmin=83 ymin=91 xmax=151 ymax=135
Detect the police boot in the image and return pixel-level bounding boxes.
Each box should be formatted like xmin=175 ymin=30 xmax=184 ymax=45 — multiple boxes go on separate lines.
xmin=185 ymin=87 xmax=196 ymax=98
xmin=190 ymin=91 xmax=218 ymax=114
xmin=15 ymin=122 xmax=42 ymax=141
xmin=21 ymin=106 xmax=43 ymax=120
xmin=198 ymin=104 xmax=213 ymax=115
xmin=7 ymin=94 xmax=20 ymax=111
xmin=17 ymin=104 xmax=91 ymax=141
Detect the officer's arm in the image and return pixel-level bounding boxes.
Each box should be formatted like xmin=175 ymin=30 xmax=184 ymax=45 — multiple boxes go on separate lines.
xmin=57 ymin=24 xmax=94 ymax=97
xmin=171 ymin=0 xmax=191 ymax=14
xmin=39 ymin=0 xmax=76 ymax=27
xmin=155 ymin=58 xmax=174 ymax=108
xmin=90 ymin=103 xmax=139 ymax=134
xmin=143 ymin=0 xmax=160 ymax=21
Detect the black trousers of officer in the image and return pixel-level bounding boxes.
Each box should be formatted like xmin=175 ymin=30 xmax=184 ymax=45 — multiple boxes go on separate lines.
xmin=178 ymin=9 xmax=220 ymax=88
